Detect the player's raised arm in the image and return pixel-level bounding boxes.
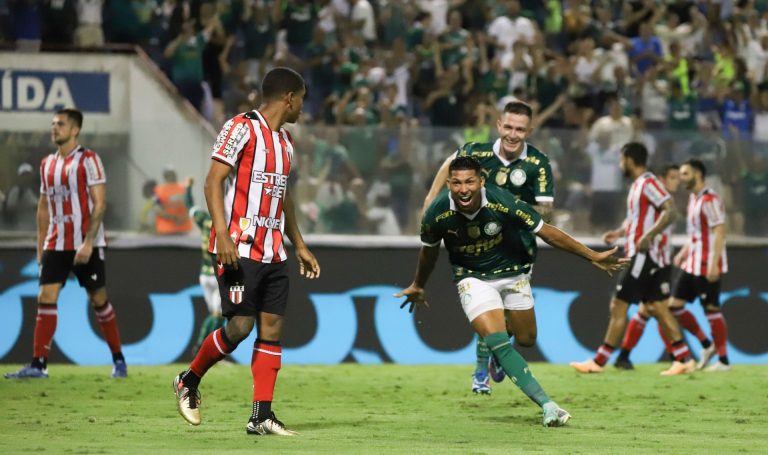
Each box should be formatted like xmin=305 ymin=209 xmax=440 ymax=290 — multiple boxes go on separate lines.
xmin=536 ymin=223 xmax=629 ymax=276
xmin=422 ymin=154 xmax=455 ymax=213
xmin=204 ymin=159 xmax=239 ymax=268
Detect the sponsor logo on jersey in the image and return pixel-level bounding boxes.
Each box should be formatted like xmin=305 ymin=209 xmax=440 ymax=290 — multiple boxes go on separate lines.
xmin=510 ymin=168 xmax=527 ymax=187
xmin=252 ymin=171 xmax=287 ymax=198
xmin=252 ymin=215 xmax=282 ymax=230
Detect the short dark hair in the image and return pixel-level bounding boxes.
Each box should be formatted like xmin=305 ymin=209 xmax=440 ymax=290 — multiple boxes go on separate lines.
xmin=659 ymin=163 xmax=680 ymax=178
xmin=449 ymin=156 xmax=482 ymax=175
xmin=503 ymin=101 xmax=533 ymax=118
xmin=683 ymin=158 xmax=707 ymax=179
xmin=261 ymin=67 xmax=305 ymax=100
xmin=56 ymin=108 xmax=83 ymax=129
xmin=621 ymin=142 xmax=648 ymax=167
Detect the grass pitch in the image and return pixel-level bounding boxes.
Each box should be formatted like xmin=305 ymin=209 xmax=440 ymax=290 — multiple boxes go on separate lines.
xmin=1 ymin=363 xmax=767 ymax=454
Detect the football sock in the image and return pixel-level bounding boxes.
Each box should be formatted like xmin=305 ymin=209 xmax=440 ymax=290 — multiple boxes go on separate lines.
xmin=32 ymin=302 xmax=57 ymax=366
xmin=621 ymin=313 xmax=648 ymax=351
xmin=251 ymin=400 xmax=272 ymax=422
xmin=252 ymin=339 xmax=282 ymax=403
xmin=196 ymin=315 xmax=219 ymax=347
xmin=670 ymin=339 xmax=692 ymax=362
xmin=706 ymin=312 xmax=729 ymax=364
xmin=94 ymin=301 xmax=122 ymax=354
xmin=475 ymin=337 xmax=490 ymax=373
xmin=593 ymin=343 xmax=615 ymax=367
xmin=188 ymin=328 xmax=236 ymax=381
xmin=484 ymin=332 xmax=550 ymax=407
xmin=656 ymin=323 xmax=674 ymax=357
xmin=672 ymin=307 xmax=711 ymax=346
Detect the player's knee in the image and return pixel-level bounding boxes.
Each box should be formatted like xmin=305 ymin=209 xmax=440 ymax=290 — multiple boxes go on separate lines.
xmin=224 ymin=317 xmax=255 ymax=344
xmin=516 ymin=333 xmax=537 ymax=347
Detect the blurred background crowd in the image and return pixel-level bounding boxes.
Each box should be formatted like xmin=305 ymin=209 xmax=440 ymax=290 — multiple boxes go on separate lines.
xmin=1 ymin=0 xmax=768 ymax=237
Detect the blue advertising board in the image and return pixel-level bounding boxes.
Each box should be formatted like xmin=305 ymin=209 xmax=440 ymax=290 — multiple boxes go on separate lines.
xmin=0 ymin=70 xmax=110 ymax=113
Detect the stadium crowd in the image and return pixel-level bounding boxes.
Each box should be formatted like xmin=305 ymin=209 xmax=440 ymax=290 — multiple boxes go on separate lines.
xmin=2 ymin=0 xmax=768 ymax=236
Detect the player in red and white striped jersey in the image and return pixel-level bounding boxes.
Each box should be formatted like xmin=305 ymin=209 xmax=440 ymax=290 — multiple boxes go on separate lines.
xmin=174 ymin=68 xmax=320 ymax=435
xmin=571 ymin=143 xmax=695 ymax=376
xmin=5 ymin=108 xmax=127 ymax=380
xmin=668 ymin=159 xmax=730 ymax=372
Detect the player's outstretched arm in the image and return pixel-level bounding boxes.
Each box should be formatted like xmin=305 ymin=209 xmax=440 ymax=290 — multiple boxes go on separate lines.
xmin=394 ymin=245 xmax=440 ymax=313
xmin=205 ymin=160 xmax=240 ymax=268
xmin=284 ymin=190 xmax=320 ymax=279
xmin=422 ymin=155 xmax=454 ymax=213
xmin=536 ymin=223 xmax=629 ymax=276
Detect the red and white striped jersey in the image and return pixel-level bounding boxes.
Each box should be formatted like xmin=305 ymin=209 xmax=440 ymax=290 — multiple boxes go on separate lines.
xmin=39 ymin=145 xmax=107 ymax=251
xmin=683 ymin=188 xmax=728 ymax=276
xmin=208 ymin=110 xmax=293 ymax=263
xmin=624 ymin=172 xmax=671 ymax=265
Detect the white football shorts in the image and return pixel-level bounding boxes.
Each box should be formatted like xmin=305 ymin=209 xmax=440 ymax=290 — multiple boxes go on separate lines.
xmin=456 ymin=273 xmax=534 ymax=322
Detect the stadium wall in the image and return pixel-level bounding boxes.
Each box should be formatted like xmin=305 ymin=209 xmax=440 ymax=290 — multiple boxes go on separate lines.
xmin=1 ymin=244 xmax=766 ymax=365
xmin=0 ymin=51 xmax=214 ymax=230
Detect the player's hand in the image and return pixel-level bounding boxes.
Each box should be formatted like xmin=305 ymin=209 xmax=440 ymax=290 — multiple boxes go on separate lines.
xmin=636 ymin=234 xmax=651 ymax=252
xmin=602 ymin=229 xmax=620 ymax=245
xmin=74 ymin=242 xmax=93 ymax=265
xmin=393 ymin=284 xmax=429 ymax=313
xmin=216 ymin=232 xmax=240 ymax=269
xmin=590 ymin=246 xmax=630 ymax=277
xmin=296 ymin=246 xmax=320 ymax=279
xmin=706 ymin=268 xmax=720 ymax=283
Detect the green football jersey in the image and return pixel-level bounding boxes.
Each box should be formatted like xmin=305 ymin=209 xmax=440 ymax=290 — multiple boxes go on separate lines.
xmin=421 ymin=185 xmax=543 ymax=282
xmin=455 ymin=140 xmax=554 ymax=205
xmin=191 ymin=207 xmax=214 ymax=277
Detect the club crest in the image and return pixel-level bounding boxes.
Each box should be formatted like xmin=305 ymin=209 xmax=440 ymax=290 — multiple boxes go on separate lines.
xmin=229 ymin=285 xmax=245 ymax=304
xmin=484 ymin=221 xmax=501 ymax=236
xmin=510 ymin=168 xmax=527 ymax=187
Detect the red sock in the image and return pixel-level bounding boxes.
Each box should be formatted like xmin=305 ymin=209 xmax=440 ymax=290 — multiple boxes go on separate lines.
xmin=621 ymin=313 xmax=648 ymax=350
xmin=672 ymin=307 xmax=708 ymax=343
xmin=94 ymin=302 xmax=122 ymax=354
xmin=252 ymin=341 xmax=282 ymax=401
xmin=656 ymin=323 xmax=674 ymax=355
xmin=189 ymin=328 xmax=235 ymax=377
xmin=670 ymin=339 xmax=691 ymax=362
xmin=33 ymin=303 xmax=58 ymax=360
xmin=593 ymin=343 xmax=615 ymax=366
xmin=707 ymin=312 xmax=728 ymax=358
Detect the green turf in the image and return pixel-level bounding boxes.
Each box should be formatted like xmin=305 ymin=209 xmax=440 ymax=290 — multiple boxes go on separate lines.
xmin=1 ymin=363 xmax=767 ymax=454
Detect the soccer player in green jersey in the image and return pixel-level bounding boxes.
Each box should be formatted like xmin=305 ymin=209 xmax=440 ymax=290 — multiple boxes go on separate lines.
xmin=423 ymin=101 xmax=555 ymax=394
xmin=184 ymin=180 xmax=225 ymax=353
xmin=396 ymin=156 xmax=628 ymax=427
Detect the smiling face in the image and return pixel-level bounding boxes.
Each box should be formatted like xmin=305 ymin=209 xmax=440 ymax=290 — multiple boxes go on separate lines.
xmin=447 ymin=168 xmax=485 ymax=214
xmin=496 ymin=112 xmax=531 ymax=158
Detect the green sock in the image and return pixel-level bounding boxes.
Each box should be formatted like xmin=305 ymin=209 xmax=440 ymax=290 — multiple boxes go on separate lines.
xmin=196 ymin=315 xmax=217 ymax=346
xmin=484 ymin=332 xmax=551 ymax=407
xmin=475 ymin=337 xmax=490 ymax=373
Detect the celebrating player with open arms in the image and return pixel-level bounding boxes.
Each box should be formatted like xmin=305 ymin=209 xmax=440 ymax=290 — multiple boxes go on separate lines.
xmin=423 ymin=101 xmax=555 ymax=394
xmin=172 ymin=67 xmax=320 ymax=436
xmin=396 ymin=156 xmax=628 ymax=427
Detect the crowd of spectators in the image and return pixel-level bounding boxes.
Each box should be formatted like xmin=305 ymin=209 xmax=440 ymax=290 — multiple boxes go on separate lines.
xmin=3 ymin=0 xmax=768 ymax=236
